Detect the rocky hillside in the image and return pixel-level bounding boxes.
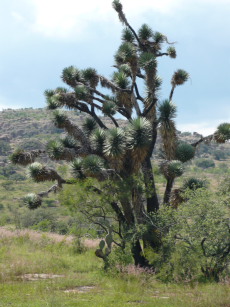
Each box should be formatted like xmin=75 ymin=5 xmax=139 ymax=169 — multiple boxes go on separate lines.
xmin=0 ymin=108 xmax=230 ymax=163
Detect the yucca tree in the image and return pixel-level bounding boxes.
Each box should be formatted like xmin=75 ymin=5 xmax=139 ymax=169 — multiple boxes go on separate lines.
xmin=10 ymin=0 xmax=230 ymax=267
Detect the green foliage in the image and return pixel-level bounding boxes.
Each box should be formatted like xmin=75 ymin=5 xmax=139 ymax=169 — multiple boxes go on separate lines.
xmin=183 ymin=177 xmax=207 ymax=190
xmin=0 ymin=140 xmax=11 ymax=156
xmin=104 ymin=128 xmax=126 ymax=158
xmin=121 ymin=28 xmax=135 ymax=43
xmin=148 ymin=189 xmax=230 ymax=282
xmin=167 ymin=46 xmax=177 ymax=59
xmin=139 ymin=53 xmax=157 ymax=70
xmin=102 ymin=100 xmax=117 ymax=116
xmin=127 ymin=117 xmax=152 ymax=150
xmin=214 ymin=123 xmax=230 ymax=143
xmin=158 ymin=100 xmax=177 ymax=125
xmin=138 ymin=24 xmax=153 ymax=40
xmin=175 ymin=142 xmax=195 ymax=163
xmin=171 ymin=69 xmax=189 ymax=86
xmin=90 ymin=128 xmax=106 ymax=155
xmin=47 ymin=140 xmax=64 ymax=160
xmin=112 ymin=71 xmax=130 ymax=89
xmin=82 ymin=117 xmax=98 ymax=136
xmin=195 ymin=158 xmax=215 ymax=169
xmin=23 ymin=193 xmax=42 ymax=210
xmin=161 ymin=160 xmax=184 ymax=179
xmin=61 ymin=66 xmax=82 ymax=87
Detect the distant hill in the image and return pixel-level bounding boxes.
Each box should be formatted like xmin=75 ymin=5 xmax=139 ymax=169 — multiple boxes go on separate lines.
xmin=0 ymin=108 xmax=230 ymax=163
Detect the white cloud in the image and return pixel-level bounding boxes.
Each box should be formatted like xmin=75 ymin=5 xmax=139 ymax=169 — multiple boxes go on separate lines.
xmin=21 ymin=0 xmax=184 ymax=39
xmin=177 ymin=119 xmax=229 ymax=137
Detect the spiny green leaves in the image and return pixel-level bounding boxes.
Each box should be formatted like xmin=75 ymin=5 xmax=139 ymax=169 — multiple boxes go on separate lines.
xmin=118 ymin=64 xmax=132 ymax=76
xmin=23 ymin=193 xmax=42 ymax=210
xmin=167 ymin=46 xmax=177 ymax=59
xmin=161 ymin=160 xmax=184 ymax=179
xmin=158 ymin=100 xmax=177 ymax=124
xmin=139 ymin=52 xmax=157 ymax=70
xmin=104 ymin=128 xmax=126 ymax=158
xmin=112 ymin=71 xmax=130 ymax=89
xmin=153 ymin=32 xmax=165 ymax=44
xmin=90 ymin=128 xmax=106 ymax=155
xmin=102 ymin=100 xmax=117 ymax=116
xmin=74 ymin=85 xmax=89 ymax=100
xmin=171 ymin=69 xmax=189 ymax=86
xmin=175 ymin=142 xmax=195 ymax=163
xmin=82 ymin=155 xmax=105 ymax=176
xmin=138 ymin=24 xmax=153 ymax=41
xmin=61 ymin=136 xmax=77 ymax=149
xmin=47 ymin=140 xmax=64 ymax=160
xmin=62 ymin=66 xmax=82 ymax=87
xmin=214 ymin=123 xmax=230 ymax=143
xmin=122 ymin=28 xmax=135 ymax=43
xmin=183 ymin=177 xmax=207 ymax=190
xmin=115 ymin=42 xmax=137 ymax=65
xmin=27 ymin=162 xmax=44 ymax=182
xmin=82 ymin=117 xmax=98 ymax=136
xmin=53 ymin=111 xmax=68 ymax=129
xmin=10 ymin=149 xmax=42 ymax=166
xmin=81 ymin=68 xmax=99 ymax=87
xmin=72 ymin=158 xmax=85 ymax=179
xmin=127 ymin=117 xmax=152 ymax=150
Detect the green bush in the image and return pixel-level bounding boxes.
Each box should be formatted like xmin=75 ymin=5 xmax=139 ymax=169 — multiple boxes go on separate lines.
xmin=147 ymin=189 xmax=230 ymax=282
xmin=195 ymin=158 xmax=215 ymax=169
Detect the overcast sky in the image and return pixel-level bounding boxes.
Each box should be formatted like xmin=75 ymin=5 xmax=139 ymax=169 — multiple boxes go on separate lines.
xmin=0 ymin=0 xmax=230 ymax=135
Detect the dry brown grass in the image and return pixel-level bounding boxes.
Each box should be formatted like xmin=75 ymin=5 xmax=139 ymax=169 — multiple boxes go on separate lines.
xmin=0 ymin=226 xmax=99 ymax=248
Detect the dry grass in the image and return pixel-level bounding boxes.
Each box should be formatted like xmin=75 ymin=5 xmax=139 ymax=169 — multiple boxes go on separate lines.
xmin=0 ymin=226 xmax=99 ymax=248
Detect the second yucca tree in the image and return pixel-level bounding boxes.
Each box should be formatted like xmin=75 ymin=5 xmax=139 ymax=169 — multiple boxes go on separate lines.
xmin=10 ymin=0 xmax=230 ymax=267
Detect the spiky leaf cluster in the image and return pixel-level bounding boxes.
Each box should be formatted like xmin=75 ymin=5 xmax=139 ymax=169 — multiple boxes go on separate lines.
xmin=183 ymin=177 xmax=207 ymax=190
xmin=23 ymin=193 xmax=42 ymax=210
xmin=122 ymin=28 xmax=135 ymax=43
xmin=47 ymin=141 xmax=64 ymax=160
xmin=113 ymin=71 xmax=130 ymax=89
xmin=161 ymin=160 xmax=184 ymax=179
xmin=62 ymin=66 xmax=82 ymax=87
xmin=75 ymin=85 xmax=89 ymax=100
xmin=175 ymin=142 xmax=195 ymax=163
xmin=115 ymin=42 xmax=136 ymax=65
xmin=139 ymin=53 xmax=157 ymax=70
xmin=72 ymin=158 xmax=85 ymax=179
xmin=102 ymin=101 xmax=117 ymax=116
xmin=53 ymin=111 xmax=68 ymax=129
xmin=138 ymin=24 xmax=153 ymax=41
xmin=61 ymin=136 xmax=77 ymax=148
xmin=158 ymin=100 xmax=177 ymax=125
xmin=214 ymin=123 xmax=230 ymax=143
xmin=27 ymin=163 xmax=58 ymax=183
xmin=171 ymin=69 xmax=189 ymax=86
xmin=153 ymin=32 xmax=165 ymax=44
xmin=127 ymin=117 xmax=152 ymax=150
xmin=104 ymin=128 xmax=126 ymax=158
xmin=10 ymin=149 xmax=40 ymax=166
xmin=82 ymin=155 xmax=105 ymax=177
xmin=167 ymin=46 xmax=176 ymax=59
xmin=82 ymin=68 xmax=99 ymax=87
xmin=90 ymin=128 xmax=106 ymax=155
xmin=82 ymin=118 xmax=98 ymax=136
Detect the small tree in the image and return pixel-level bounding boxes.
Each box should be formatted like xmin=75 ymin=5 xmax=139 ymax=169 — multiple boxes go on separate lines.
xmin=10 ymin=0 xmax=230 ymax=267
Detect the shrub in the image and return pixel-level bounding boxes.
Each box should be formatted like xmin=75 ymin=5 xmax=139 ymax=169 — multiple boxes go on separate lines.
xmin=195 ymin=158 xmax=215 ymax=169
xmin=147 ymin=189 xmax=230 ymax=282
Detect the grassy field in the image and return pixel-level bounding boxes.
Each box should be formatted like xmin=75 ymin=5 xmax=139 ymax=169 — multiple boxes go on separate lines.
xmin=0 ymin=230 xmax=229 ymax=307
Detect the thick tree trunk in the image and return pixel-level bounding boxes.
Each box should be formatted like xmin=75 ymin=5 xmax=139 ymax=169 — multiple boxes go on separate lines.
xmin=163 ymin=177 xmax=174 ymax=204
xmin=142 ymin=157 xmax=159 ymax=212
xmin=131 ymin=240 xmax=149 ymax=267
